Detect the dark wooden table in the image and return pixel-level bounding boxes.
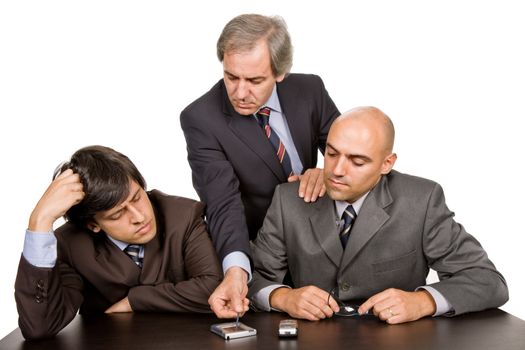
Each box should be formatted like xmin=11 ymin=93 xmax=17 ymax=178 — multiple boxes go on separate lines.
xmin=1 ymin=309 xmax=524 ymax=350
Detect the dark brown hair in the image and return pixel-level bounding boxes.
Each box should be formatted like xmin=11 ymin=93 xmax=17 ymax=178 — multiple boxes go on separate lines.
xmin=54 ymin=145 xmax=146 ymax=228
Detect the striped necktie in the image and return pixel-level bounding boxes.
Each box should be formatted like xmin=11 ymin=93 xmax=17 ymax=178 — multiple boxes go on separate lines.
xmin=340 ymin=205 xmax=357 ymax=248
xmin=124 ymin=244 xmax=143 ymax=268
xmin=255 ymin=107 xmax=294 ymax=177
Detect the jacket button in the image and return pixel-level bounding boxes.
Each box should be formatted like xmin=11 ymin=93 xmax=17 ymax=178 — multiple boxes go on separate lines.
xmin=35 ymin=295 xmax=43 ymax=303
xmin=37 ymin=280 xmax=44 ymax=288
xmin=341 ymin=283 xmax=350 ymax=291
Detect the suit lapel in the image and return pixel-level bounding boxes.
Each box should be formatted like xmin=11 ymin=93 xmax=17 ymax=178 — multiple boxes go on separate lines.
xmin=140 ymin=227 xmax=162 ymax=284
xmin=277 ymin=79 xmax=311 ymax=168
xmin=309 ymin=196 xmax=343 ymax=268
xmin=222 ymin=87 xmax=286 ymax=181
xmin=340 ymin=175 xmax=393 ymax=271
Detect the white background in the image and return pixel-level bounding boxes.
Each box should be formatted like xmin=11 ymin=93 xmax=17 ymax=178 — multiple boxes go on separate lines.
xmin=1 ymin=0 xmax=524 ymax=339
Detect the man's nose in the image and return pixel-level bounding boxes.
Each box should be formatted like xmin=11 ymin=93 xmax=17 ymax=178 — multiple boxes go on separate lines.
xmin=235 ymin=80 xmax=249 ymax=100
xmin=128 ymin=204 xmax=145 ymax=224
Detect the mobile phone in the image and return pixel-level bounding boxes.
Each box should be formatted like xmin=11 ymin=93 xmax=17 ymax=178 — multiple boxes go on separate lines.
xmin=278 ymin=319 xmax=298 ymax=337
xmin=210 ymin=322 xmax=257 ymax=340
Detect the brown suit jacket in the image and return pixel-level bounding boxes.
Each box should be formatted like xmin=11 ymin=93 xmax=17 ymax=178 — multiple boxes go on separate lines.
xmin=15 ymin=190 xmax=222 ymax=340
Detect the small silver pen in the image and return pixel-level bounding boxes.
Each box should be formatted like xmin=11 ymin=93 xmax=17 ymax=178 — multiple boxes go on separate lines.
xmin=235 ymin=313 xmax=240 ymax=329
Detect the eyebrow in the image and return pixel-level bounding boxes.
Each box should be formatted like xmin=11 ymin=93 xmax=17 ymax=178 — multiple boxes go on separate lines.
xmin=326 ymin=142 xmax=373 ymax=162
xmin=224 ymin=70 xmax=265 ymax=81
xmin=103 ymin=188 xmax=141 ymax=219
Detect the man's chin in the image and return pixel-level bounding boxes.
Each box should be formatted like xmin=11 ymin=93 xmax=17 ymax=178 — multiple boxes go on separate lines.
xmin=234 ymin=106 xmax=257 ymax=115
xmin=326 ymin=189 xmax=350 ymax=202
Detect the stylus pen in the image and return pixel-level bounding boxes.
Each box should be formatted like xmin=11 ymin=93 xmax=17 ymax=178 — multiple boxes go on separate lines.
xmin=236 ymin=313 xmax=240 ymax=328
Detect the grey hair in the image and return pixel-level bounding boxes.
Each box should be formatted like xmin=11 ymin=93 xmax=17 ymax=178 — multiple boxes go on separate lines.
xmin=217 ymin=14 xmax=293 ymax=77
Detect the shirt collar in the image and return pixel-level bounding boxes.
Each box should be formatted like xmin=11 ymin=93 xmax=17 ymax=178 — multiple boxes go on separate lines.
xmin=262 ymin=84 xmax=282 ymax=114
xmin=334 ymin=191 xmax=370 ymax=219
xmin=106 ymin=235 xmax=129 ymax=251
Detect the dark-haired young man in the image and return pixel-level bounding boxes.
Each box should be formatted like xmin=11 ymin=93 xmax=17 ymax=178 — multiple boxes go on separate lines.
xmin=15 ymin=146 xmax=222 ymax=340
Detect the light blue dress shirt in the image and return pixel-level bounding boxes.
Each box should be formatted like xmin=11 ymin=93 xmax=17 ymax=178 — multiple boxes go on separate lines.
xmin=22 ymin=230 xmax=144 ymax=267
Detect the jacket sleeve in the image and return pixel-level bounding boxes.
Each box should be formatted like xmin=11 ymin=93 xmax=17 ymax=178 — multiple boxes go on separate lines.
xmin=180 ymin=106 xmax=251 ymax=262
xmin=127 ymin=202 xmax=222 ymax=313
xmin=248 ymin=185 xmax=289 ymax=304
xmin=314 ymin=75 xmax=340 ymax=154
xmin=423 ymin=183 xmax=509 ymax=315
xmin=14 ymin=254 xmax=84 ymax=340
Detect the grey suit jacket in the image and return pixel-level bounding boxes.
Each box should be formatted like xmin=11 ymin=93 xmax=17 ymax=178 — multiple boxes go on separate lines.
xmin=15 ymin=191 xmax=222 ymax=340
xmin=180 ymin=74 xmax=339 ymax=261
xmin=249 ymin=170 xmax=508 ymax=316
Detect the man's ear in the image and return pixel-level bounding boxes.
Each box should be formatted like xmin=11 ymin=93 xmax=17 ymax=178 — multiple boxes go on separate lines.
xmin=87 ymin=222 xmax=101 ymax=233
xmin=275 ymin=73 xmax=286 ymax=83
xmin=381 ymin=153 xmax=397 ymax=175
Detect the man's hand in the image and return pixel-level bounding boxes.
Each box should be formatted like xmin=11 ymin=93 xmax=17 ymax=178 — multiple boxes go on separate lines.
xmin=208 ymin=266 xmax=249 ymax=318
xmin=288 ymin=168 xmax=325 ymax=203
xmin=358 ymin=288 xmax=436 ymax=324
xmin=105 ymin=297 xmax=133 ymax=314
xmin=270 ymin=286 xmax=339 ymax=321
xmin=28 ymin=169 xmax=85 ymax=232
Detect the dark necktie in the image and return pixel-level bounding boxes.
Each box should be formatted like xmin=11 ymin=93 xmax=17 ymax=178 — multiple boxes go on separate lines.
xmin=255 ymin=107 xmax=294 ymax=177
xmin=340 ymin=205 xmax=357 ymax=248
xmin=124 ymin=244 xmax=143 ymax=268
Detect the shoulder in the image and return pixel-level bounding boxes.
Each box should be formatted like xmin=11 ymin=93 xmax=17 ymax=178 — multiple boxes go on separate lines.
xmin=384 ymin=170 xmax=443 ymax=198
xmin=149 ymin=190 xmax=204 ymax=216
xmin=280 ymin=73 xmax=324 ymax=86
xmin=148 ymin=190 xmax=204 ymax=212
xmin=181 ymin=79 xmax=224 ymax=120
xmin=272 ymin=181 xmax=328 ymax=212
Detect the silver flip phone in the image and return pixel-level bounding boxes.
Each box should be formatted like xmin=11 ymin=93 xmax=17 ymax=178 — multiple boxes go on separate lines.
xmin=278 ymin=319 xmax=298 ymax=337
xmin=210 ymin=322 xmax=257 ymax=340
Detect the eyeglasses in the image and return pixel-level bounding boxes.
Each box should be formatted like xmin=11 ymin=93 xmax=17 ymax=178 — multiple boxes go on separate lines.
xmin=327 ymin=287 xmax=373 ymax=317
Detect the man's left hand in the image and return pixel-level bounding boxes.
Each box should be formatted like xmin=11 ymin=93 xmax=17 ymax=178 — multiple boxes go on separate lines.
xmin=288 ymin=168 xmax=325 ymax=202
xmin=358 ymin=288 xmax=436 ymax=324
xmin=105 ymin=297 xmax=132 ymax=314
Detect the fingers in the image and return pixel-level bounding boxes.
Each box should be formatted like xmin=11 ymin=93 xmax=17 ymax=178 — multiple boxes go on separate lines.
xmin=296 ymin=168 xmax=325 ymax=202
xmin=359 ymin=288 xmax=396 ymax=317
xmin=287 ymin=286 xmax=336 ymax=321
xmin=29 ymin=171 xmax=85 ymax=232
xmin=358 ymin=288 xmax=431 ymax=324
xmin=287 ymin=175 xmax=300 ymax=182
xmin=208 ymin=270 xmax=249 ymax=318
xmin=209 ymin=296 xmax=239 ymax=319
xmin=327 ymin=292 xmax=340 ymax=313
xmin=209 ymin=296 xmax=250 ymax=318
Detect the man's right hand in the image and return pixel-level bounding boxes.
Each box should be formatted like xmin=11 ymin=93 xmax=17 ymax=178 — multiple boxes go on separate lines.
xmin=28 ymin=169 xmax=85 ymax=232
xmin=270 ymin=285 xmax=340 ymax=321
xmin=208 ymin=266 xmax=250 ymax=318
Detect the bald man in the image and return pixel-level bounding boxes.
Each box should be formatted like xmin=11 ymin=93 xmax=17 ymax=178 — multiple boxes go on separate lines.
xmin=248 ymin=107 xmax=508 ymax=324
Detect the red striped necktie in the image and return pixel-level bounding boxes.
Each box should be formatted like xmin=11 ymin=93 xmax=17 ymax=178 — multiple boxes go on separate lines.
xmin=256 ymin=106 xmax=294 ymax=177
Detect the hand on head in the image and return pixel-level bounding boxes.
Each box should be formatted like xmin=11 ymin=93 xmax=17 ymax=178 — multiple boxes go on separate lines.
xmin=28 ymin=168 xmax=85 ymax=232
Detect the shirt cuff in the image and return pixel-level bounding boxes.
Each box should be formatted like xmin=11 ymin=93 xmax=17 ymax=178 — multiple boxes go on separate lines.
xmin=23 ymin=229 xmax=57 ymax=268
xmin=417 ymin=286 xmax=453 ymax=316
xmin=222 ymin=251 xmax=252 ymax=282
xmin=252 ymin=284 xmax=289 ymax=311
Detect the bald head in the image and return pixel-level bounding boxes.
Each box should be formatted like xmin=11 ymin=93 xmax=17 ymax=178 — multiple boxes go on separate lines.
xmin=323 ymin=106 xmax=397 ymax=203
xmin=333 ymin=106 xmax=395 ymax=156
